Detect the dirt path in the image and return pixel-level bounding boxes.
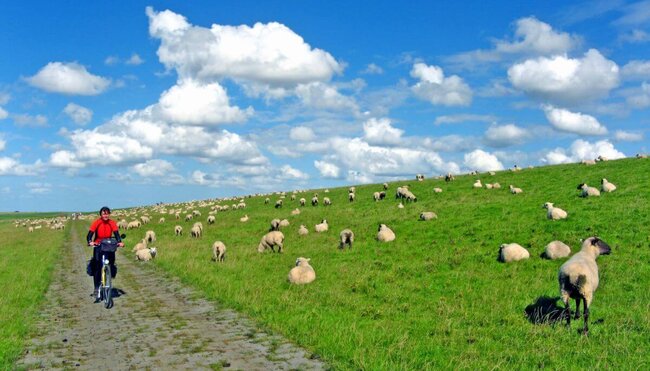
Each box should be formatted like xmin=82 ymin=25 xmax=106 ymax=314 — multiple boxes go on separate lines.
xmin=16 ymin=223 xmax=326 ymax=370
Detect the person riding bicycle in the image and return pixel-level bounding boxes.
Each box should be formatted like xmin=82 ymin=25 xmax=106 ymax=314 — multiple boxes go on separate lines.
xmin=87 ymin=206 xmax=124 ymax=300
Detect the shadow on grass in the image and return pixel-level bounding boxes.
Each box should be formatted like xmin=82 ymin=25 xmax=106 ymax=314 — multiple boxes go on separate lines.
xmin=525 ymin=296 xmax=565 ymax=325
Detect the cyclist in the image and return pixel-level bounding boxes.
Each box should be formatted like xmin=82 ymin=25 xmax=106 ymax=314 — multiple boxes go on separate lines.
xmin=87 ymin=206 xmax=124 ymax=301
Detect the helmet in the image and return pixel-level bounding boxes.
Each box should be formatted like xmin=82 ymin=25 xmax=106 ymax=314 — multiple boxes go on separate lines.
xmin=99 ymin=206 xmax=111 ymax=215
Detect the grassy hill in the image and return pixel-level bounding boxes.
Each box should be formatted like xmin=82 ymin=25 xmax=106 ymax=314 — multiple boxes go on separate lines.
xmin=109 ymin=157 xmax=649 ymax=369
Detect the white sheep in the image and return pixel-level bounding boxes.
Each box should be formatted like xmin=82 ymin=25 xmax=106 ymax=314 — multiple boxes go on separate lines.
xmin=258 ymin=231 xmax=284 ymax=253
xmin=397 ymin=202 xmax=404 ymax=209
xmin=509 ymin=185 xmax=523 ymax=194
xmin=498 ymin=243 xmax=529 ymax=263
xmin=596 ymin=155 xmax=608 ymax=162
xmin=582 ymin=159 xmax=596 ymax=165
xmin=287 ymin=257 xmax=315 ymax=285
xmin=348 ymin=192 xmax=355 ymax=202
xmin=174 ymin=225 xmax=183 ymax=236
xmin=158 ymin=217 xmax=165 ymax=224
xmin=433 ymin=187 xmax=443 ymax=193
xmin=383 ymin=182 xmax=389 ymax=190
xmin=377 ymin=224 xmax=395 ymax=242
xmin=298 ymin=225 xmax=309 ymax=236
xmin=542 ymin=202 xmax=568 ymax=220
xmin=211 ymin=241 xmax=226 ymax=262
xmin=419 ymin=212 xmax=437 ymax=221
xmin=315 ymin=219 xmax=329 ymax=233
xmin=240 ymin=214 xmax=249 ymax=222
xmin=279 ymin=219 xmax=290 ymax=228
xmin=578 ymin=183 xmax=600 ymax=197
xmin=207 ymin=215 xmax=216 ymax=224
xmin=558 ymin=237 xmax=611 ymax=335
xmin=270 ymin=218 xmax=281 ymax=231
xmin=275 ymin=199 xmax=283 ymax=208
xmin=339 ymin=229 xmax=354 ymax=249
xmin=132 ymin=239 xmax=148 ymax=252
xmin=136 ymin=247 xmax=157 ymax=261
xmin=492 ymin=183 xmax=501 ymax=189
xmin=323 ymin=197 xmax=331 ymax=206
xmin=291 ymin=208 xmax=301 ymax=215
xmin=600 ymin=178 xmax=616 ymax=193
xmin=311 ymin=196 xmax=319 ymax=206
xmin=300 ymin=198 xmax=306 ymax=206
xmin=144 ymin=230 xmax=156 ymax=244
xmin=544 ymin=241 xmax=571 ymax=260
xmin=373 ymin=192 xmax=381 ymax=202
xmin=473 ymin=179 xmax=483 ymax=188
xmin=191 ymin=225 xmax=202 ymax=238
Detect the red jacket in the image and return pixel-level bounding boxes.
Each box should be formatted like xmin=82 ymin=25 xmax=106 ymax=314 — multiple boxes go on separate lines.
xmin=89 ymin=218 xmax=119 ymax=244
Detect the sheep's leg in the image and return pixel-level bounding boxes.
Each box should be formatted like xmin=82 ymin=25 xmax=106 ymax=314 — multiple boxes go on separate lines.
xmin=582 ymin=300 xmax=590 ymax=335
xmin=278 ymin=243 xmax=283 ymax=253
xmin=562 ymin=296 xmax=571 ymax=327
xmin=574 ymin=298 xmax=581 ymax=320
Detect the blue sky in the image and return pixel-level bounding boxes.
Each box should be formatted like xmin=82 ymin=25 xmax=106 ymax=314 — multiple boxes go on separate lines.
xmin=1 ymin=0 xmax=649 ymax=212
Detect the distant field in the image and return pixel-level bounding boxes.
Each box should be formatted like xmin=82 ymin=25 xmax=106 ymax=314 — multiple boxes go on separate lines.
xmin=0 ymin=212 xmax=70 ymax=221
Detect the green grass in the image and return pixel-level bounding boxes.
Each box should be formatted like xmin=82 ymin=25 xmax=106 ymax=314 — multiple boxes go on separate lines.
xmin=0 ymin=219 xmax=66 ymax=369
xmin=122 ymin=158 xmax=650 ymax=369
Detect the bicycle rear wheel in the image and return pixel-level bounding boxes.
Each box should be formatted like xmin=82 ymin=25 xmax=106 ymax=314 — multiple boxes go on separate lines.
xmin=103 ymin=265 xmax=113 ymax=309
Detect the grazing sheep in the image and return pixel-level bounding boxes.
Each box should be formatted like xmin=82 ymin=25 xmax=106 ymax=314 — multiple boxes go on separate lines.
xmin=383 ymin=182 xmax=389 ymax=190
xmin=185 ymin=214 xmax=193 ymax=222
xmin=299 ymin=198 xmax=306 ymax=206
xmin=419 ymin=212 xmax=437 ymax=221
xmin=132 ymin=239 xmax=148 ymax=252
xmin=445 ymin=173 xmax=455 ymax=182
xmin=416 ymin=174 xmax=425 ymax=181
xmin=298 ymin=225 xmax=309 ymax=236
xmin=174 ymin=225 xmax=183 ymax=236
xmin=144 ymin=230 xmax=156 ymax=244
xmin=473 ymin=179 xmax=483 ymax=188
xmin=323 ymin=197 xmax=331 ymax=206
xmin=498 ymin=243 xmax=529 ymax=263
xmin=191 ymin=225 xmax=202 ymax=238
xmin=28 ymin=226 xmax=34 ymax=232
xmin=207 ymin=215 xmax=216 ymax=224
xmin=348 ymin=192 xmax=355 ymax=202
xmin=265 ymin=197 xmax=270 ymax=204
xmin=136 ymin=247 xmax=157 ymax=261
xmin=127 ymin=220 xmax=141 ymax=229
xmin=279 ymin=219 xmax=290 ymax=228
xmin=211 ymin=241 xmax=226 ymax=262
xmin=379 ymin=191 xmax=386 ymax=200
xmin=240 ymin=214 xmax=249 ymax=222
xmin=275 ymin=199 xmax=283 ymax=209
xmin=544 ymin=241 xmax=571 ymax=260
xmin=601 ymin=178 xmax=616 ymax=193
xmin=287 ymin=257 xmax=315 ymax=285
xmin=433 ymin=187 xmax=443 ymax=193
xmin=578 ymin=183 xmax=600 ymax=197
xmin=349 ymin=186 xmax=356 ymax=193
xmin=339 ymin=229 xmax=354 ymax=249
xmin=558 ymin=237 xmax=611 ymax=335
xmin=377 ymin=224 xmax=395 ymax=242
xmin=542 ymin=202 xmax=568 ymax=221
xmin=373 ymin=192 xmax=381 ymax=201
xmin=158 ymin=217 xmax=165 ymax=224
xmin=509 ymin=185 xmax=523 ymax=194
xmin=315 ymin=219 xmax=329 ymax=233
xmin=270 ymin=218 xmax=281 ymax=231
xmin=258 ymin=231 xmax=284 ymax=253
xmin=291 ymin=208 xmax=301 ymax=215
xmin=311 ymin=196 xmax=319 ymax=206
xmin=403 ymin=190 xmax=417 ymax=202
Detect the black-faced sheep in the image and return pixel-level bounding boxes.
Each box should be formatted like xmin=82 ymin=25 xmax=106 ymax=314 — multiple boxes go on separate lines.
xmin=377 ymin=224 xmax=395 ymax=242
xmin=269 ymin=218 xmax=281 ymax=231
xmin=207 ymin=215 xmax=216 ymax=224
xmin=498 ymin=243 xmax=529 ymax=263
xmin=300 ymin=198 xmax=306 ymax=206
xmin=578 ymin=183 xmax=600 ymax=197
xmin=315 ymin=219 xmax=328 ymax=233
xmin=288 ymin=257 xmax=315 ymax=284
xmin=174 ymin=225 xmax=183 ymax=236
xmin=275 ymin=199 xmax=283 ymax=208
xmin=323 ymin=197 xmax=331 ymax=206
xmin=311 ymin=196 xmax=319 ymax=206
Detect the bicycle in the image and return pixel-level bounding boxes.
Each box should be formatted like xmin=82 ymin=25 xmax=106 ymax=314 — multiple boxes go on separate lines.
xmin=93 ymin=237 xmax=123 ymax=309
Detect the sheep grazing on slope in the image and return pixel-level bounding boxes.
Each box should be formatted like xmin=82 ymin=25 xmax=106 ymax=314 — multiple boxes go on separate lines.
xmin=288 ymin=257 xmax=315 ymax=285
xmin=311 ymin=196 xmax=319 ymax=206
xmin=542 ymin=202 xmax=568 ymax=220
xmin=207 ymin=215 xmax=216 ymax=224
xmin=339 ymin=229 xmax=354 ymax=249
xmin=543 ymin=241 xmax=571 ymax=260
xmin=264 ymin=197 xmax=270 ymax=204
xmin=299 ymin=198 xmax=306 ymax=206
xmin=269 ymin=218 xmax=281 ymax=231
xmin=315 ymin=219 xmax=329 ymax=233
xmin=240 ymin=214 xmax=249 ymax=222
xmin=498 ymin=243 xmax=529 ymax=263
xmin=578 ymin=183 xmax=600 ymax=197
xmin=349 ymin=186 xmax=356 ymax=193
xmin=601 ymin=178 xmax=617 ymax=193
xmin=211 ymin=241 xmax=226 ymax=262
xmin=132 ymin=239 xmax=148 ymax=252
xmin=191 ymin=225 xmax=202 ymax=238
xmin=509 ymin=185 xmax=523 ymax=194
xmin=373 ymin=192 xmax=381 ymax=201
xmin=445 ymin=173 xmax=455 ymax=182
xmin=298 ymin=225 xmax=309 ymax=236
xmin=419 ymin=212 xmax=437 ymax=221
xmin=558 ymin=237 xmax=611 ymax=335
xmin=323 ymin=197 xmax=332 ymax=206
xmin=159 ymin=217 xmax=165 ymax=224
xmin=473 ymin=179 xmax=483 ymax=188
xmin=174 ymin=225 xmax=183 ymax=236
xmin=258 ymin=231 xmax=284 ymax=253
xmin=136 ymin=247 xmax=157 ymax=261
xmin=348 ymin=192 xmax=355 ymax=202
xmin=377 ymin=224 xmax=395 ymax=242
xmin=145 ymin=230 xmax=156 ymax=244
xmin=383 ymin=182 xmax=389 ymax=190
xmin=275 ymin=199 xmax=283 ymax=209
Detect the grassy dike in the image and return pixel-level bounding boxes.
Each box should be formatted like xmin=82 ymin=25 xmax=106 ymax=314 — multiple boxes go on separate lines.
xmin=123 ymin=158 xmax=650 ymax=369
xmin=0 ymin=219 xmax=66 ymax=369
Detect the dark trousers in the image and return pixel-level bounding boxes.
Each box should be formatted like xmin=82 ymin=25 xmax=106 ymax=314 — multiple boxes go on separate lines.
xmin=92 ymin=246 xmax=116 ymax=289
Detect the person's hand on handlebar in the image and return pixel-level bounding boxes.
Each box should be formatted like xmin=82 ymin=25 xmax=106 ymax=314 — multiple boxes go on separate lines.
xmin=88 ymin=241 xmax=97 ymax=247
xmin=117 ymin=242 xmax=124 ymax=248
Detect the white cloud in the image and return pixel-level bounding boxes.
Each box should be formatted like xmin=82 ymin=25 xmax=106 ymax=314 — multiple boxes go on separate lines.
xmin=132 ymin=159 xmax=174 ymax=177
xmin=27 ymin=62 xmax=110 ymax=95
xmin=13 ymin=114 xmax=48 ymax=127
xmin=289 ymin=126 xmax=316 ymax=141
xmin=619 ymin=29 xmax=650 ymax=43
xmin=0 ymin=157 xmax=42 ymax=176
xmin=65 ymin=129 xmax=153 ymax=166
xmin=0 ymin=93 xmax=10 ymax=105
xmin=362 ymin=63 xmax=384 ymax=75
xmin=0 ymin=134 xmax=5 ymax=151
xmin=26 ymin=182 xmax=51 ymax=194
xmin=346 ymin=170 xmax=374 ymax=184
xmin=495 ymin=17 xmax=578 ymax=55
xmin=434 ymin=114 xmax=496 ymax=125
xmin=105 ymin=56 xmax=120 ymax=65
xmin=483 ymin=124 xmax=529 ymax=147
xmin=613 ymin=0 xmax=650 ymax=26
xmin=463 ymin=149 xmax=504 ymax=172
xmin=294 ymin=82 xmax=358 ymax=112
xmin=279 ymin=165 xmax=309 ymax=180
xmin=126 ymin=53 xmax=144 ymax=65
xmin=542 ymin=139 xmax=625 ymax=164
xmin=63 ymin=103 xmax=93 ymax=125
xmin=624 ymin=82 xmax=650 ymax=109
xmin=621 ymin=60 xmax=650 ymax=80
xmin=314 ymin=160 xmax=340 ymax=178
xmin=614 ymin=130 xmax=644 ymax=142
xmin=508 ymin=49 xmax=619 ymax=104
xmin=0 ymin=107 xmax=7 ymax=120
xmin=543 ymin=105 xmax=608 ymax=135
xmin=49 ymin=150 xmax=85 ymax=168
xmin=410 ymin=63 xmax=472 ymax=106
xmin=422 ymin=135 xmax=477 ymax=153
xmin=362 ymin=118 xmax=404 ymax=146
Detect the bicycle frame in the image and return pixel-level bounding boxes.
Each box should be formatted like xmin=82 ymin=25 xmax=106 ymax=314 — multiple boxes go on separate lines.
xmin=99 ymin=254 xmax=113 ymax=308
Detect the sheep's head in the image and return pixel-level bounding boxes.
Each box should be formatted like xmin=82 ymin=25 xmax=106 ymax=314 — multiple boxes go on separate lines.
xmin=542 ymin=202 xmax=553 ymax=209
xmin=577 ymin=183 xmax=587 ymax=190
xmin=581 ymin=237 xmax=611 ymax=258
xmin=150 ymin=247 xmax=157 ymax=257
xmin=295 ymin=257 xmax=310 ymax=266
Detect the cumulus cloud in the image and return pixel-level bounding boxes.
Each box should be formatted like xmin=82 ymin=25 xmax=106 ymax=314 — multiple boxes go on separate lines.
xmin=614 ymin=130 xmax=644 ymax=142
xmin=27 ymin=62 xmax=110 ymax=95
xmin=624 ymin=82 xmax=650 ymax=109
xmin=543 ymin=105 xmax=608 ymax=135
xmin=411 ymin=63 xmax=472 ymax=106
xmin=63 ymin=103 xmax=93 ymax=125
xmin=0 ymin=134 xmax=5 ymax=151
xmin=314 ymin=160 xmax=340 ymax=178
xmin=542 ymin=139 xmax=626 ymax=164
xmin=289 ymin=126 xmax=316 ymax=141
xmin=621 ymin=60 xmax=650 ymax=80
xmin=49 ymin=150 xmax=85 ymax=168
xmin=279 ymin=164 xmax=309 ymax=180
xmin=0 ymin=157 xmax=42 ymax=176
xmin=362 ymin=63 xmax=384 ymax=74
xmin=132 ymin=159 xmax=175 ymax=177
xmin=422 ymin=135 xmax=477 ymax=153
xmin=294 ymin=82 xmax=358 ymax=112
xmin=362 ymin=118 xmax=404 ymax=146
xmin=13 ymin=114 xmax=48 ymax=127
xmin=508 ymin=49 xmax=619 ymax=104
xmin=126 ymin=53 xmax=144 ymax=65
xmin=463 ymin=149 xmax=504 ymax=172
xmin=483 ymin=123 xmax=529 ymax=147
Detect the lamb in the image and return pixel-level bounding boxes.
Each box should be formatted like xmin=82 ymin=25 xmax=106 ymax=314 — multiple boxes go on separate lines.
xmin=136 ymin=247 xmax=157 ymax=261
xmin=542 ymin=202 xmax=568 ymax=220
xmin=445 ymin=173 xmax=455 ymax=182
xmin=419 ymin=212 xmax=437 ymax=221
xmin=397 ymin=202 xmax=404 ymax=209
xmin=498 ymin=243 xmax=529 ymax=263
xmin=144 ymin=230 xmax=156 ymax=244
xmin=339 ymin=229 xmax=354 ymax=249
xmin=211 ymin=241 xmax=226 ymax=262
xmin=543 ymin=241 xmax=571 ymax=260
xmin=287 ymin=257 xmax=315 ymax=285
xmin=315 ymin=219 xmax=329 ymax=233
xmin=473 ymin=179 xmax=483 ymax=188
xmin=291 ymin=208 xmax=301 ymax=215
xmin=207 ymin=215 xmax=216 ymax=224
xmin=558 ymin=237 xmax=611 ymax=335
xmin=269 ymin=218 xmax=281 ymax=231
xmin=376 ymin=224 xmax=395 ymax=242
xmin=132 ymin=239 xmax=148 ymax=252
xmin=240 ymin=214 xmax=249 ymax=222
xmin=509 ymin=185 xmax=523 ymax=194
xmin=298 ymin=225 xmax=309 ymax=236
xmin=300 ymin=198 xmax=306 ymax=206
xmin=323 ymin=197 xmax=331 ymax=206
xmin=257 ymin=231 xmax=284 ymax=253
xmin=600 ymin=178 xmax=616 ymax=193
xmin=174 ymin=225 xmax=183 ymax=236
xmin=578 ymin=183 xmax=600 ymax=197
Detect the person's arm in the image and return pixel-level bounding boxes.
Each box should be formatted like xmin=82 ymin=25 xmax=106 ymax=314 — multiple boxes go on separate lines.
xmin=87 ymin=230 xmax=95 ymax=245
xmin=113 ymin=230 xmax=122 ymax=243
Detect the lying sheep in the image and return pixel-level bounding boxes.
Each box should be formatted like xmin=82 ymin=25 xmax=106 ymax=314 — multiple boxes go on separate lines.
xmin=582 ymin=159 xmax=596 ymax=165
xmin=544 ymin=241 xmax=571 ymax=260
xmin=258 ymin=231 xmax=284 ymax=253
xmin=542 ymin=202 xmax=568 ymax=220
xmin=211 ymin=241 xmax=226 ymax=262
xmin=315 ymin=219 xmax=329 ymax=233
xmin=473 ymin=179 xmax=483 ymax=188
xmin=339 ymin=229 xmax=354 ymax=249
xmin=433 ymin=187 xmax=442 ymax=193
xmin=279 ymin=219 xmax=290 ymax=228
xmin=377 ymin=224 xmax=395 ymax=242
xmin=298 ymin=225 xmax=309 ymax=236
xmin=287 ymin=257 xmax=315 ymax=285
xmin=291 ymin=208 xmax=301 ymax=215
xmin=174 ymin=225 xmax=183 ymax=236
xmin=240 ymin=214 xmax=249 ymax=222
xmin=601 ymin=178 xmax=616 ymax=193
xmin=509 ymin=185 xmax=523 ymax=194
xmin=578 ymin=183 xmax=600 ymax=197
xmin=498 ymin=243 xmax=529 ymax=263
xmin=397 ymin=202 xmax=404 ymax=209
xmin=596 ymin=155 xmax=608 ymax=162
xmin=269 ymin=218 xmax=281 ymax=231
xmin=145 ymin=230 xmax=156 ymax=244
xmin=492 ymin=183 xmax=501 ymax=189
xmin=132 ymin=239 xmax=148 ymax=252
xmin=136 ymin=247 xmax=157 ymax=261
xmin=558 ymin=237 xmax=611 ymax=335
xmin=419 ymin=212 xmax=437 ymax=221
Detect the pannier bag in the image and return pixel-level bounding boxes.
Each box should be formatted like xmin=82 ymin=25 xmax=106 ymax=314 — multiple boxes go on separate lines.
xmin=100 ymin=238 xmax=119 ymax=252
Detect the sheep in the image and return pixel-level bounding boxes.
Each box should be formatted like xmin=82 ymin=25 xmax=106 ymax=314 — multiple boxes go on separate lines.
xmin=349 ymin=186 xmax=356 ymax=193
xmin=174 ymin=225 xmax=183 ymax=236
xmin=582 ymin=159 xmax=596 ymax=165
xmin=291 ymin=208 xmax=301 ymax=215
xmin=275 ymin=199 xmax=283 ymax=208
xmin=279 ymin=219 xmax=290 ymax=228
xmin=192 ymin=210 xmax=201 ymax=217
xmin=492 ymin=183 xmax=501 ymax=189
xmin=298 ymin=225 xmax=309 ymax=236
xmin=269 ymin=218 xmax=281 ymax=231
xmin=383 ymin=182 xmax=389 ymax=190
xmin=578 ymin=183 xmax=600 ymax=197
xmin=211 ymin=241 xmax=226 ymax=262
xmin=287 ymin=257 xmax=315 ymax=285
xmin=28 ymin=226 xmax=34 ymax=232
xmin=544 ymin=241 xmax=571 ymax=260
xmin=191 ymin=225 xmax=202 ymax=238
xmin=299 ymin=198 xmax=306 ymax=206
xmin=315 ymin=219 xmax=329 ymax=233
xmin=240 ymin=214 xmax=249 ymax=222
xmin=601 ymin=178 xmax=616 ymax=193
xmin=433 ymin=187 xmax=443 ymax=193
xmin=419 ymin=212 xmax=437 ymax=221
xmin=636 ymin=153 xmax=648 ymax=159
xmin=403 ymin=190 xmax=417 ymax=202
xmin=416 ymin=174 xmax=425 ymax=181
xmin=542 ymin=202 xmax=568 ymax=221
xmin=158 ymin=217 xmax=165 ymax=224
xmin=207 ymin=215 xmax=216 ymax=224
xmin=311 ymin=196 xmax=319 ymax=206
xmin=373 ymin=192 xmax=381 ymax=201
xmin=485 ymin=183 xmax=493 ymax=189
xmin=258 ymin=231 xmax=284 ymax=253
xmin=445 ymin=173 xmax=455 ymax=182
xmin=265 ymin=197 xmax=270 ymax=204
xmin=397 ymin=202 xmax=404 ymax=209
xmin=127 ymin=220 xmax=141 ymax=229
xmin=339 ymin=229 xmax=354 ymax=249
xmin=376 ymin=224 xmax=395 ymax=242
xmin=323 ymin=197 xmax=331 ymax=206
xmin=132 ymin=239 xmax=148 ymax=252
xmin=473 ymin=179 xmax=483 ymax=188
xmin=509 ymin=185 xmax=523 ymax=194
xmin=498 ymin=243 xmax=529 ymax=263
xmin=185 ymin=214 xmax=193 ymax=222
xmin=558 ymin=237 xmax=611 ymax=335
xmin=348 ymin=192 xmax=355 ymax=202
xmin=596 ymin=155 xmax=608 ymax=162
xmin=135 ymin=247 xmax=157 ymax=261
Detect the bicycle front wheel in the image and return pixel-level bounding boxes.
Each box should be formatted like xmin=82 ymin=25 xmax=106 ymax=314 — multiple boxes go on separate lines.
xmin=103 ymin=265 xmax=113 ymax=309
